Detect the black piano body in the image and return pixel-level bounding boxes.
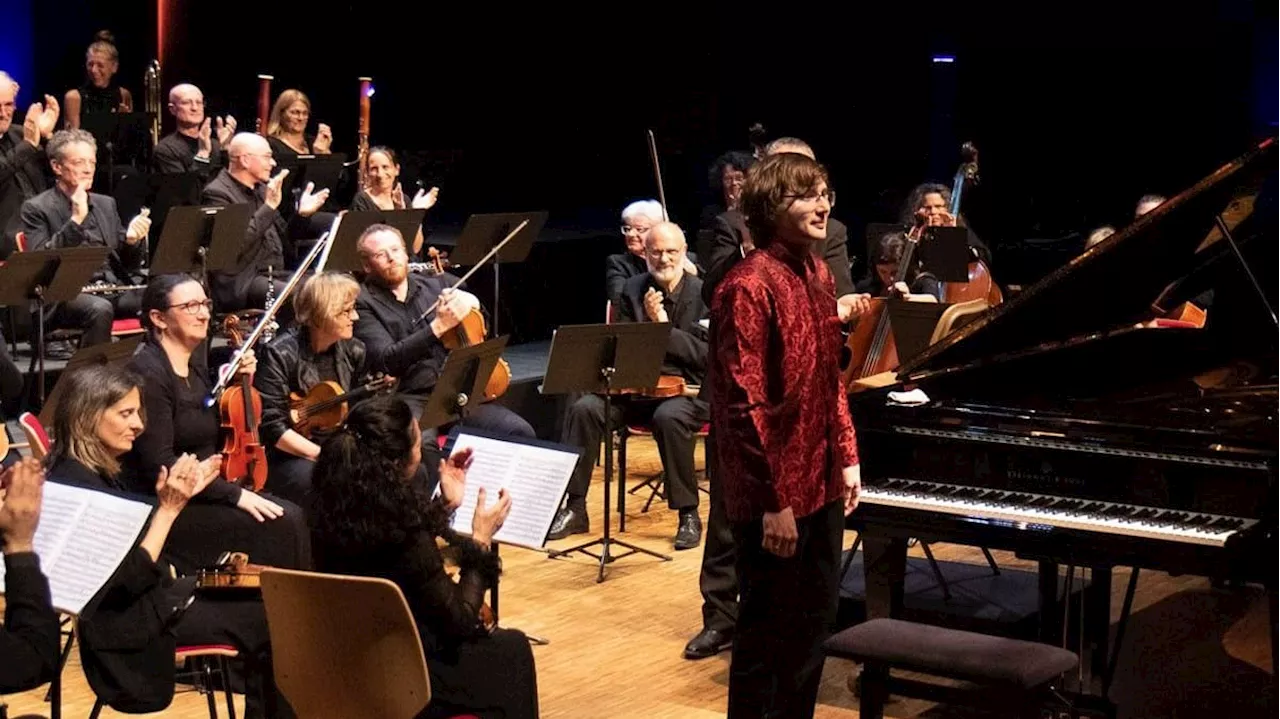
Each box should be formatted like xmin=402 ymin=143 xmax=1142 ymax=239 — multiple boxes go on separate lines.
xmin=846 ymin=136 xmax=1278 ymax=695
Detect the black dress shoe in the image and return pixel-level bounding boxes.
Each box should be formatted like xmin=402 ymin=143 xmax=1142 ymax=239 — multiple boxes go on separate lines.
xmin=547 ymin=506 xmax=588 ymax=540
xmin=673 ymin=510 xmax=702 ymax=550
xmin=683 ymin=627 xmax=733 ymax=659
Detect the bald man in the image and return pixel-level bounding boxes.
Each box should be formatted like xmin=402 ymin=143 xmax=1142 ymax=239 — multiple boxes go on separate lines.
xmin=152 ymin=83 xmax=236 ymax=177
xmin=549 ymin=222 xmax=710 ymax=550
xmin=201 ymin=132 xmax=330 ymax=312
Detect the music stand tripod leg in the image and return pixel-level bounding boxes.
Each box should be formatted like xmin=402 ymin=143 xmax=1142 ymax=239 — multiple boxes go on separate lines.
xmin=547 ymin=368 xmax=672 ymax=582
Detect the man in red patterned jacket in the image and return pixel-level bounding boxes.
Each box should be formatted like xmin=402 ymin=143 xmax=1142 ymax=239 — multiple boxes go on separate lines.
xmin=709 ymin=151 xmax=861 ymax=719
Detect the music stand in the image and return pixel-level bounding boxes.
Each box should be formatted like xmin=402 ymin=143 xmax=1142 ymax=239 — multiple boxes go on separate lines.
xmin=153 ymin=204 xmax=254 ymax=287
xmin=886 ymin=300 xmax=949 ymax=365
xmin=0 ymin=247 xmax=110 ymax=407
xmin=323 ymin=209 xmax=426 ymax=273
xmin=539 ymin=322 xmax=673 ymax=582
xmin=148 ymin=172 xmax=206 ymax=259
xmin=919 ymin=226 xmax=971 ymax=282
xmin=38 ymin=334 xmax=142 ymax=428
xmin=279 ymin=153 xmax=348 ymax=210
xmin=864 ymin=222 xmax=907 ymax=266
xmin=197 ymin=204 xmax=257 ymax=277
xmin=447 ymin=212 xmax=548 ymax=336
xmin=417 ymin=335 xmax=511 ymax=432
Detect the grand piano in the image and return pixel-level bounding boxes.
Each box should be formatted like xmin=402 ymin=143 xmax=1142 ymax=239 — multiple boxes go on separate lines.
xmin=846 ymin=136 xmax=1277 ymax=704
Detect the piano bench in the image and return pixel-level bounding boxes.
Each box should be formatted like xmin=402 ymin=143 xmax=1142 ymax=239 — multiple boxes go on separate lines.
xmin=824 ymin=618 xmax=1080 ymax=719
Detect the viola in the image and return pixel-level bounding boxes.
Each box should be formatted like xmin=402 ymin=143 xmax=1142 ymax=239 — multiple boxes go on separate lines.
xmin=428 ymin=250 xmax=512 ymax=401
xmin=197 ymin=552 xmax=263 ymax=591
xmin=289 ymin=375 xmax=397 ymax=438
xmin=218 ymin=316 xmax=269 ymax=491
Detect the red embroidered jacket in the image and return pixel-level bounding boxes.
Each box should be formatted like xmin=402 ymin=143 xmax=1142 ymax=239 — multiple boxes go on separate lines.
xmin=709 ymin=242 xmax=859 ymax=522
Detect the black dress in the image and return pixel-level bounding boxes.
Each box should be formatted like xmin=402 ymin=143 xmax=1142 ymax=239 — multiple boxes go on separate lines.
xmin=314 ymin=525 xmax=538 ymax=719
xmin=122 ymin=339 xmax=312 ymax=575
xmin=46 ymin=457 xmax=290 ymax=718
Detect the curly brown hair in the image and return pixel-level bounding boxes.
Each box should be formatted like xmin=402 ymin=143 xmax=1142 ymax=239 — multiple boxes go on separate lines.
xmin=739 ymin=153 xmax=830 ymax=249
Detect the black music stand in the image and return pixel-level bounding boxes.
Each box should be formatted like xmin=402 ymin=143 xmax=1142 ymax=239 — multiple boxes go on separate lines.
xmin=38 ymin=334 xmax=142 ymax=428
xmin=447 ymin=212 xmax=547 ymax=336
xmin=886 ymin=301 xmax=950 ymax=365
xmin=148 ymin=172 xmax=206 ymax=260
xmin=323 ymin=209 xmax=426 ymax=273
xmin=153 ymin=204 xmax=254 ymax=288
xmin=279 ymin=153 xmax=348 ymax=211
xmin=417 ymin=335 xmax=511 ymax=432
xmin=918 ymin=226 xmax=971 ymax=282
xmin=539 ymin=322 xmax=673 ymax=583
xmin=0 ymin=247 xmax=110 ymax=407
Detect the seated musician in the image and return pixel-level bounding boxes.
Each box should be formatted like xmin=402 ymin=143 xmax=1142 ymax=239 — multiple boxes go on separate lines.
xmin=550 ymin=221 xmax=709 ymax=550
xmin=353 ymin=223 xmax=536 ymax=445
xmin=701 ymin=137 xmax=866 ymax=321
xmin=265 ymin=89 xmax=331 ymax=164
xmin=1135 ymin=193 xmax=1166 ymax=218
xmin=20 ymin=129 xmax=150 ymax=347
xmin=201 ymin=132 xmax=330 ymax=313
xmin=123 ymin=273 xmax=311 ymax=574
xmin=898 ymin=181 xmax=991 ymax=264
xmin=61 ymin=31 xmax=132 ymax=130
xmin=152 ymin=83 xmax=237 ymax=177
xmin=310 ymin=395 xmax=539 ymax=719
xmin=351 ymin=145 xmax=438 ymax=257
xmin=44 ymin=364 xmax=289 ymax=718
xmin=853 ymin=231 xmax=944 ymax=302
xmin=696 ymin=150 xmax=754 ymax=254
xmin=1 ymin=71 xmax=59 ymax=258
xmin=0 ymin=458 xmax=60 ymax=694
xmin=608 ymin=200 xmax=698 ymax=305
xmin=254 ymin=271 xmax=368 ymax=509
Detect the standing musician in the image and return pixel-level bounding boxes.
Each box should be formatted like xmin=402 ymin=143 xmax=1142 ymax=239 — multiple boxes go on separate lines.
xmin=696 ymin=150 xmax=755 ymax=255
xmin=123 ymin=273 xmax=310 ymax=574
xmin=351 ymin=145 xmax=438 ymax=257
xmin=44 ymin=364 xmax=290 ymax=718
xmin=709 ymin=152 xmax=860 ymax=718
xmin=353 ymin=223 xmax=536 ymax=445
xmin=265 ymin=89 xmax=331 ymax=163
xmin=549 ymin=222 xmax=709 ymax=550
xmin=254 ymin=271 xmax=369 ymax=509
xmin=685 ymin=135 xmax=865 ymax=662
xmin=201 ymin=132 xmax=330 ymax=313
xmin=61 ymin=31 xmax=132 ymax=130
xmin=1 ymin=71 xmax=59 ymax=256
xmin=20 ymin=128 xmax=150 ymax=347
xmin=152 ymin=83 xmax=237 ymax=177
xmin=607 ymin=200 xmax=698 ymax=305
xmin=0 ymin=458 xmax=60 ymax=694
xmin=310 ymin=395 xmax=538 ymax=719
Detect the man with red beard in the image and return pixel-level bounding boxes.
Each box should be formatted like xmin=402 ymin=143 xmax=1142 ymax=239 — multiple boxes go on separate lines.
xmin=710 ymin=152 xmax=861 ymax=719
xmin=353 ymin=224 xmax=535 ymax=451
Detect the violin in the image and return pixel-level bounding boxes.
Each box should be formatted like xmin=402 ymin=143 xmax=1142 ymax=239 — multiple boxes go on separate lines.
xmin=428 ymin=250 xmax=512 ymax=401
xmin=218 ymin=316 xmax=269 ymax=491
xmin=289 ymin=375 xmax=398 ymax=438
xmin=615 ymin=374 xmax=696 ymax=399
xmin=196 ymin=552 xmax=263 ymax=591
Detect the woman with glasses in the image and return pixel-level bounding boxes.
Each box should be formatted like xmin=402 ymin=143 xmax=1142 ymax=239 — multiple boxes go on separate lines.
xmin=265 ymin=89 xmax=331 ymax=164
xmin=606 ymin=199 xmax=698 ymax=305
xmin=350 ymin=146 xmax=437 ymax=258
xmin=254 ymin=271 xmax=370 ymax=510
xmin=123 ymin=273 xmax=311 ymax=575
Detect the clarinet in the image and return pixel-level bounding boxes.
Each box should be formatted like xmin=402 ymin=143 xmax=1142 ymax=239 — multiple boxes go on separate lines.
xmin=261 ymin=267 xmax=279 ymax=341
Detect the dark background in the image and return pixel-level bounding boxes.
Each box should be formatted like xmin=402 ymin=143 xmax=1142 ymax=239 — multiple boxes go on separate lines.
xmin=4 ymin=0 xmax=1276 ymax=338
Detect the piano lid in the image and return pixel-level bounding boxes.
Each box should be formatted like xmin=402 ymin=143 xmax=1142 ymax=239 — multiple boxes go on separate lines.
xmin=899 ymin=136 xmax=1277 ymax=379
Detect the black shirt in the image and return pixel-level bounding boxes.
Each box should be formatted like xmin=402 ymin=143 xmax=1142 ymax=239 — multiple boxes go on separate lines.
xmin=354 ymin=273 xmax=457 ymax=398
xmin=123 ymin=340 xmax=241 ymax=506
xmin=0 ymin=551 xmax=60 ymax=693
xmin=152 ymin=131 xmax=223 ymax=178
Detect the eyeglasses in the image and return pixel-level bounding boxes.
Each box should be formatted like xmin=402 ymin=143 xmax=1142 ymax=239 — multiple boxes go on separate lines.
xmin=784 ymin=189 xmax=835 ymax=207
xmin=621 ymin=226 xmax=653 ymax=237
xmin=169 ymin=299 xmax=214 ymax=315
xmin=60 ymin=158 xmax=97 ymax=169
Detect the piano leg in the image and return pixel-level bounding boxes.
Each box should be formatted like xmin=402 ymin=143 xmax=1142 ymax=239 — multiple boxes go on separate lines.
xmin=1087 ymin=567 xmax=1113 ymax=686
xmin=1038 ymin=562 xmax=1061 ymax=645
xmin=862 ymin=535 xmax=908 ymax=619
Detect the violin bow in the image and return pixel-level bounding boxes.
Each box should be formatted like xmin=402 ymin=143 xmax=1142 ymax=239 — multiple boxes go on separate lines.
xmin=647 ymin=129 xmax=670 ymax=221
xmin=413 ymin=219 xmax=529 ymax=326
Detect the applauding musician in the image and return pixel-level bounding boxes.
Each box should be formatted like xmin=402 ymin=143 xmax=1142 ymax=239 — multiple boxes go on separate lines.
xmin=550 ymin=222 xmax=709 ymax=550
xmin=351 ymin=146 xmax=437 ymax=257
xmin=152 ymin=83 xmax=236 ymax=177
xmin=1 ymin=72 xmax=59 ymax=255
xmin=265 ymin=89 xmax=331 ymax=163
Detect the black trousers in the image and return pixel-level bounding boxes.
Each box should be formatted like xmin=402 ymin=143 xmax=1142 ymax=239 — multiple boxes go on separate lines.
xmin=161 ymin=494 xmax=312 ymax=576
xmin=44 ymin=289 xmax=143 ymax=347
xmin=728 ymin=500 xmax=844 ymax=719
xmin=562 ymin=393 xmax=708 ymax=511
xmin=417 ymin=627 xmax=539 ymax=719
xmin=263 ymin=452 xmax=316 ymax=515
xmin=699 ymin=426 xmax=738 ymax=632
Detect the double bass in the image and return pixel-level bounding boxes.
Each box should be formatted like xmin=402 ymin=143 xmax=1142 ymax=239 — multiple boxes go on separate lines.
xmin=936 ymin=142 xmax=1003 ymax=306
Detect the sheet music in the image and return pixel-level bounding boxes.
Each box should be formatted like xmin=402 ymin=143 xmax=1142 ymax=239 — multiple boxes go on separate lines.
xmin=445 ymin=433 xmax=580 ymax=550
xmin=0 ymin=482 xmax=152 ymax=615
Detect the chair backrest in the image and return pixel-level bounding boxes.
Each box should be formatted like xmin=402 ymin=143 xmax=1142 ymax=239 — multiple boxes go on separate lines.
xmin=18 ymin=412 xmax=50 ymax=459
xmin=259 ymin=567 xmax=432 ymax=719
xmin=14 ymin=231 xmax=26 ymax=253
xmin=604 ymin=299 xmax=612 ymax=325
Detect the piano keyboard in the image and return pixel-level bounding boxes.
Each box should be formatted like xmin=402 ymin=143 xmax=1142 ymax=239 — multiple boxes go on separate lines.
xmin=861 ymin=478 xmax=1256 ymax=548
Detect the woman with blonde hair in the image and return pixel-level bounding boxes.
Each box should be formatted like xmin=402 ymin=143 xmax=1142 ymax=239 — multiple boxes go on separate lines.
xmin=62 ymin=30 xmax=132 ymax=129
xmin=265 ymin=89 xmax=331 ymax=162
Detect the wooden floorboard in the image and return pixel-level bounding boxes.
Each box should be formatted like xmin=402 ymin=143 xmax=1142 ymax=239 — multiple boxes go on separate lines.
xmin=1 ymin=437 xmax=1273 ymax=717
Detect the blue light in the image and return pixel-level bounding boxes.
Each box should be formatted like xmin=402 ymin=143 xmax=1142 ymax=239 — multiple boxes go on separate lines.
xmin=932 ymin=55 xmax=955 ymax=64
xmin=366 ymin=85 xmax=376 ymax=98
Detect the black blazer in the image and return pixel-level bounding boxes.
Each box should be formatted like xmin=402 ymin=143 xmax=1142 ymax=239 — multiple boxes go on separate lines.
xmin=20 ymin=186 xmax=143 ymax=285
xmin=615 ymin=271 xmax=709 ymax=385
xmin=700 ymin=209 xmax=855 ymax=305
xmin=606 ymin=250 xmax=702 ymax=306
xmin=1 ymin=125 xmax=48 ymax=257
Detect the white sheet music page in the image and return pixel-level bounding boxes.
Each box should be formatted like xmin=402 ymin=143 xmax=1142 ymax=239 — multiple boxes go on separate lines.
xmin=0 ymin=481 xmax=152 ymax=615
xmin=446 ymin=432 xmax=579 ymax=550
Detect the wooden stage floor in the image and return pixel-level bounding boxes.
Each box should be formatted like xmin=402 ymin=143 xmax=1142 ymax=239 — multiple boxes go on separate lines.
xmin=1 ymin=438 xmax=1273 ymax=718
